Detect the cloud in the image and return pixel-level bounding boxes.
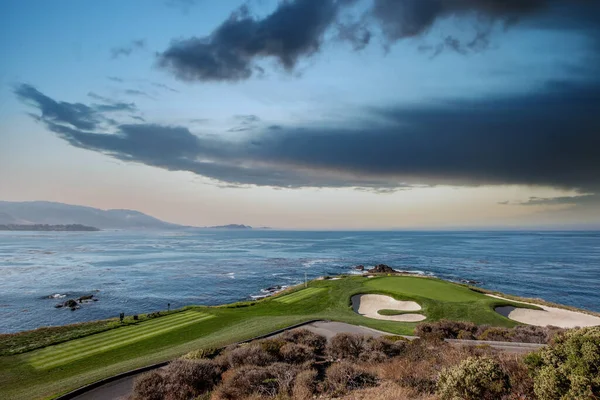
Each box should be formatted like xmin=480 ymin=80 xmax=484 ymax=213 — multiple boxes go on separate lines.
xmin=158 ymin=0 xmax=599 ymax=81
xmin=516 ymin=194 xmax=600 ymax=207
xmin=110 ymin=39 xmax=146 ymax=59
xmin=157 ymin=0 xmax=342 ymax=81
xmin=15 ymin=84 xmax=139 ymax=131
xmin=14 ymin=81 xmax=600 ymax=193
xmin=124 ymin=89 xmax=153 ymax=99
xmin=107 ymin=76 xmax=124 ymax=83
xmin=151 ymin=82 xmax=180 ymax=93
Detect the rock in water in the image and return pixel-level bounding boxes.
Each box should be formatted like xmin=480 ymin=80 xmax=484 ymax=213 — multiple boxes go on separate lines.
xmin=354 ymin=265 xmax=365 ymax=271
xmin=367 ymin=264 xmax=397 ymax=274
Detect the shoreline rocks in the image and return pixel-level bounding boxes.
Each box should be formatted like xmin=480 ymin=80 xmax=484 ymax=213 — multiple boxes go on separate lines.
xmin=367 ymin=264 xmax=397 ymax=274
xmin=54 ymin=294 xmax=98 ymax=310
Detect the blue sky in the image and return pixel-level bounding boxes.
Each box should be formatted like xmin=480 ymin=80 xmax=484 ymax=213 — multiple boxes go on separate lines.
xmin=1 ymin=0 xmax=599 ymax=228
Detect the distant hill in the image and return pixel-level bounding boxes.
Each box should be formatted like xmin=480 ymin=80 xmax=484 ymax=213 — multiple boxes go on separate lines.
xmin=208 ymin=224 xmax=253 ymax=229
xmin=0 ymin=201 xmax=184 ymax=230
xmin=0 ymin=224 xmax=100 ymax=232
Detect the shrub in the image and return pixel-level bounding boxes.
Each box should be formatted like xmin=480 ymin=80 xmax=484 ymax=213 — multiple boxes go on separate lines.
xmin=511 ymin=325 xmax=564 ymax=344
xmin=269 ymin=362 xmax=302 ymax=395
xmin=214 ymin=363 xmax=301 ymax=399
xmin=226 ymin=344 xmax=276 ymax=368
xmin=457 ymin=330 xmax=475 ymax=340
xmin=327 ymin=333 xmax=367 ymax=359
xmin=164 ymin=359 xmax=221 ymax=396
xmin=382 ymin=335 xmax=410 ymax=342
xmin=182 ymin=347 xmax=220 ymax=360
xmin=526 ymin=327 xmax=600 ymax=400
xmin=214 ymin=365 xmax=279 ymax=399
xmin=292 ymin=369 xmax=319 ymax=400
xmin=477 ymin=327 xmax=515 ymax=342
xmin=437 ymin=357 xmax=510 ymax=400
xmin=415 ymin=320 xmax=478 ymax=340
xmin=325 ymin=361 xmax=377 ymax=394
xmin=258 ymin=338 xmax=286 ymax=357
xmin=364 ymin=336 xmax=406 ymax=358
xmin=280 ymin=328 xmax=327 ymax=353
xmin=497 ymin=353 xmax=535 ymax=399
xmin=280 ymin=342 xmax=315 ymax=364
xmin=132 ymin=370 xmax=166 ymax=400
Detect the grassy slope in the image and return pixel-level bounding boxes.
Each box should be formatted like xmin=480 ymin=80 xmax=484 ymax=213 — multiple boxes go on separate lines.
xmin=0 ymin=276 xmax=536 ymax=400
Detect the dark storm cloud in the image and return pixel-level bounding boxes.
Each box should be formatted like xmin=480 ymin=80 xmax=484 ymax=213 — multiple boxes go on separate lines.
xmin=14 ymin=82 xmax=600 ymax=192
xmin=157 ymin=0 xmax=341 ymax=81
xmin=110 ymin=39 xmax=146 ymax=59
xmin=159 ymin=0 xmax=599 ymax=81
xmin=15 ymin=84 xmax=139 ymax=131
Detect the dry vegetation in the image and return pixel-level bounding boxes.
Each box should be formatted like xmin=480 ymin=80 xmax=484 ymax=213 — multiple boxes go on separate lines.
xmin=130 ymin=324 xmax=599 ymax=400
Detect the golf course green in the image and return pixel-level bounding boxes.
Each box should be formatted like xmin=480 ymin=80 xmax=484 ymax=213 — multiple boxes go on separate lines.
xmin=0 ymin=275 xmax=537 ymax=400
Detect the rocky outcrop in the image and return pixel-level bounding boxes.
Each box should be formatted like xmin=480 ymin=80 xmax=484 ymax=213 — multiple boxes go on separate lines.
xmin=460 ymin=279 xmax=482 ymax=285
xmin=54 ymin=294 xmax=97 ymax=310
xmin=354 ymin=265 xmax=365 ymax=271
xmin=367 ymin=264 xmax=397 ymax=274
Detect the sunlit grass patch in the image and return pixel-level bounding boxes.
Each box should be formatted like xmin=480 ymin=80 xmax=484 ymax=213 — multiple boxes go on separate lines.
xmin=274 ymin=287 xmax=326 ymax=304
xmin=28 ymin=311 xmax=214 ymax=369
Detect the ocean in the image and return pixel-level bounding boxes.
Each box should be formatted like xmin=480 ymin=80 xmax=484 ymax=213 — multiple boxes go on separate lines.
xmin=1 ymin=230 xmax=599 ymax=333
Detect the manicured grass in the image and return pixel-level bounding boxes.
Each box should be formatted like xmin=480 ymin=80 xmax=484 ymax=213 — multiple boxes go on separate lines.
xmin=0 ymin=309 xmax=186 ymax=356
xmin=377 ymin=309 xmax=414 ymax=316
xmin=29 ymin=311 xmax=214 ymax=370
xmin=274 ymin=287 xmax=326 ymax=304
xmin=0 ymin=275 xmax=542 ymax=400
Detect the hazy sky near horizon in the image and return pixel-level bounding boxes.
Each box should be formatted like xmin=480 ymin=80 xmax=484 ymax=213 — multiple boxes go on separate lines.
xmin=1 ymin=0 xmax=599 ymax=229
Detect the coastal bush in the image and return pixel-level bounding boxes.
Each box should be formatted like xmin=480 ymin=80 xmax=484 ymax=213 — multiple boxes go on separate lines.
xmin=325 ymin=361 xmax=377 ymax=394
xmin=364 ymin=336 xmax=406 ymax=358
xmin=292 ymin=368 xmax=319 ymax=400
xmin=326 ymin=333 xmax=367 ymax=359
xmin=162 ymin=359 xmax=221 ymax=397
xmin=437 ymin=357 xmax=510 ymax=400
xmin=477 ymin=327 xmax=515 ymax=342
xmin=258 ymin=338 xmax=286 ymax=358
xmin=497 ymin=353 xmax=536 ymax=399
xmin=226 ymin=344 xmax=276 ymax=368
xmin=526 ymin=327 xmax=600 ymax=399
xmin=182 ymin=347 xmax=220 ymax=360
xmin=213 ymin=365 xmax=279 ymax=399
xmin=214 ymin=363 xmax=301 ymax=399
xmin=279 ymin=342 xmax=314 ymax=364
xmin=280 ymin=328 xmax=327 ymax=353
xmin=132 ymin=370 xmax=166 ymax=400
xmin=415 ymin=320 xmax=478 ymax=340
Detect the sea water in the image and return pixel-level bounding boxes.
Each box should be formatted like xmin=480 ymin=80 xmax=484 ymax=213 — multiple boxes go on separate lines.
xmin=0 ymin=230 xmax=599 ymax=333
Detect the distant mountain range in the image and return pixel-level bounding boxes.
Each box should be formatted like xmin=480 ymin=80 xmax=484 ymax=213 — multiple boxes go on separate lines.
xmin=0 ymin=201 xmax=183 ymax=230
xmin=0 ymin=201 xmax=266 ymax=230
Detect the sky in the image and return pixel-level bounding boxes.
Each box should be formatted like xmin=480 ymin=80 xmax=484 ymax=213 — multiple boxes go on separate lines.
xmin=1 ymin=0 xmax=599 ymax=229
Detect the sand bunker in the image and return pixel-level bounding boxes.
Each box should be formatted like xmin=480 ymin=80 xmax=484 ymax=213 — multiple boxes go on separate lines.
xmin=489 ymin=295 xmax=600 ymax=328
xmin=352 ymin=294 xmax=426 ymax=322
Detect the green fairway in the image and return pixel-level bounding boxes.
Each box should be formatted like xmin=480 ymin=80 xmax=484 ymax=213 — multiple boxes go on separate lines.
xmin=274 ymin=287 xmax=326 ymax=304
xmin=29 ymin=311 xmax=214 ymax=369
xmin=0 ymin=276 xmax=542 ymax=400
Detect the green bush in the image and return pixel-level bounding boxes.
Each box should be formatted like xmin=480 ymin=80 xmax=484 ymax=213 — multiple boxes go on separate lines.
xmin=182 ymin=347 xmax=220 ymax=360
xmin=526 ymin=327 xmax=600 ymax=400
xmin=437 ymin=357 xmax=510 ymax=400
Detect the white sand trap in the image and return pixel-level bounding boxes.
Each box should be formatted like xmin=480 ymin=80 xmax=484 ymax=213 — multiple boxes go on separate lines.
xmin=489 ymin=294 xmax=600 ymax=328
xmin=352 ymin=294 xmax=426 ymax=322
